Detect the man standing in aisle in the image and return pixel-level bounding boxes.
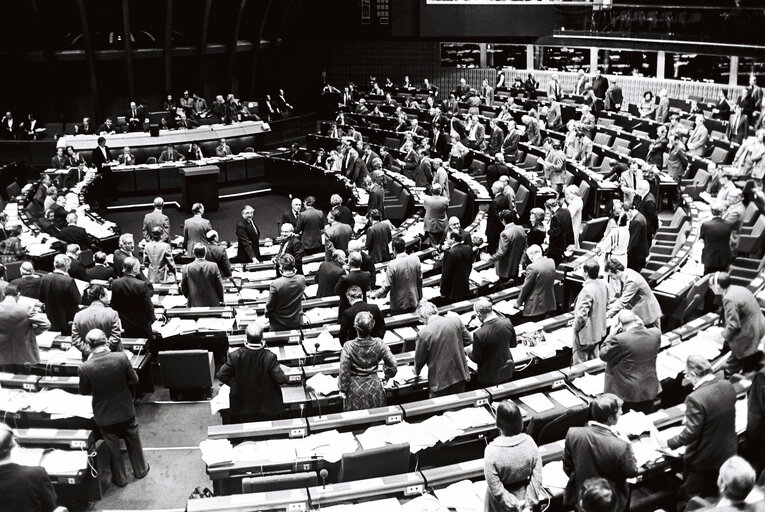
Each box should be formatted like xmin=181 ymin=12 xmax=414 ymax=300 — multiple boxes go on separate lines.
xmin=79 ymin=329 xmax=149 ymax=488
xmin=374 ymin=237 xmax=422 ymax=314
xmin=142 ymin=197 xmax=170 ymax=242
xmin=572 ymin=259 xmax=608 ymax=364
xmin=468 ymin=298 xmax=516 ymax=386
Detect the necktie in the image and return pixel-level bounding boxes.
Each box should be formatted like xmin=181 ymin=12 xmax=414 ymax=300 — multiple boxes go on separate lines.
xmin=632 ymin=172 xmax=636 ymax=190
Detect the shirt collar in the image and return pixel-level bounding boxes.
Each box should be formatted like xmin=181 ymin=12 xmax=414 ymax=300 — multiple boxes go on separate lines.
xmin=588 ymin=420 xmax=618 ymax=436
xmin=693 ymin=374 xmax=716 ymax=390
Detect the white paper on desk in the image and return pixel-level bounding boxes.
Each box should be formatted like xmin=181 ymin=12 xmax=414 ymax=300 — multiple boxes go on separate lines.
xmin=515 ymin=322 xmax=542 ymax=335
xmin=406 ymin=422 xmax=440 ymax=452
xmin=197 ymin=317 xmax=235 ymax=331
xmin=210 ymin=385 xmax=230 ymax=414
xmin=199 ymin=439 xmax=234 ymax=467
xmin=434 ymin=479 xmax=483 ymax=511
xmin=401 ymin=494 xmax=443 ymax=512
xmin=667 ymin=337 xmax=720 ymax=363
xmin=303 ymin=329 xmax=341 ymax=354
xmin=736 ymin=398 xmax=748 ymax=434
xmin=304 ymin=307 xmax=338 ymax=324
xmin=303 ymin=261 xmax=322 ymax=274
xmin=542 ymin=460 xmax=568 ymax=490
xmin=383 ymin=330 xmax=400 ymax=344
xmin=549 ymin=389 xmax=585 ymax=408
xmin=304 ymin=283 xmax=319 ymax=298
xmin=616 ymin=411 xmax=653 ymax=437
xmin=239 ymin=288 xmax=267 ymax=302
xmin=444 ymin=407 xmax=495 ymax=431
xmin=421 ymin=286 xmax=440 ymax=300
xmin=520 ymin=392 xmax=556 ymax=413
xmin=73 ymin=278 xmax=89 ymax=295
xmin=493 ymin=300 xmax=519 ymax=316
xmin=394 ymin=326 xmax=418 ymax=340
xmin=36 ymin=331 xmax=60 ymax=349
xmin=545 ymin=327 xmax=574 ymax=348
xmin=631 ymin=436 xmax=663 ymax=468
xmin=315 ymin=432 xmax=359 ymax=463
xmin=161 ymin=294 xmax=188 ymax=309
xmin=17 ymin=295 xmax=38 ymax=308
xmin=526 ymin=343 xmax=558 ymax=359
xmin=420 ymin=415 xmax=461 ymax=444
xmin=305 ymin=373 xmax=339 ymax=396
xmin=41 ymin=449 xmax=88 ymax=474
xmin=225 ymin=245 xmax=238 ymax=259
xmin=571 ymin=372 xmax=605 ymax=397
xmin=11 ymin=447 xmax=46 ymax=467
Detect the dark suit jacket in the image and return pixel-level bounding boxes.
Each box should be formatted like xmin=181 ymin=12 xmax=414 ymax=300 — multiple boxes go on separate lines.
xmin=39 ymin=271 xmax=81 ymax=333
xmin=700 ymin=216 xmax=733 ymax=270
xmin=547 ymin=207 xmax=574 ymax=260
xmin=316 ymin=261 xmax=345 ymax=298
xmin=280 ymin=210 xmax=300 ymax=228
xmin=440 ymin=243 xmax=473 ymax=300
xmin=50 ymin=204 xmax=68 ymax=229
xmin=110 ymin=274 xmax=155 ymax=337
xmin=182 ymin=259 xmax=224 ymax=307
xmin=57 ymin=225 xmax=90 ymax=250
xmin=78 ymin=351 xmax=138 ymax=426
xmin=0 ymin=463 xmax=57 ymax=512
xmin=470 ymin=316 xmax=516 ymax=386
xmin=600 ymin=326 xmax=661 ymax=402
xmin=266 ymin=274 xmax=306 ymax=329
xmin=67 ymin=256 xmax=90 ymax=282
xmin=335 ymin=270 xmax=373 ymax=320
xmin=432 ymin=131 xmax=451 ymax=160
xmin=10 ymin=275 xmax=42 ymax=300
xmin=366 ymin=221 xmax=392 ymax=263
xmin=627 ymin=212 xmax=649 ymax=262
xmin=728 ymin=113 xmax=749 ymax=145
xmin=667 ymin=377 xmax=737 ymax=472
xmin=563 ymin=424 xmax=638 ymax=510
xmin=367 ymin=184 xmax=385 ymax=218
xmin=296 ymin=207 xmax=324 ymax=250
xmin=236 ymin=218 xmax=260 ymax=263
xmin=486 ymin=163 xmax=509 ymax=187
xmin=487 ymin=194 xmax=510 ymax=251
xmin=333 ymin=205 xmax=354 ymax=227
xmin=217 ymin=346 xmax=287 ymax=418
xmin=637 ymin=192 xmax=658 ymax=240
xmin=339 ymin=301 xmax=386 ymax=344
xmin=86 ymin=264 xmax=116 ymax=281
xmin=518 ymin=257 xmax=557 ymax=317
xmin=277 ymin=236 xmax=305 ymax=275
xmin=91 ymin=145 xmax=112 ymax=170
xmin=205 ymin=244 xmax=232 ymax=278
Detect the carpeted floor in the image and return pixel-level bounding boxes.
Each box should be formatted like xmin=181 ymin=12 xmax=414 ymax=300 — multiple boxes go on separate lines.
xmin=102 ymin=192 xmax=291 ymax=243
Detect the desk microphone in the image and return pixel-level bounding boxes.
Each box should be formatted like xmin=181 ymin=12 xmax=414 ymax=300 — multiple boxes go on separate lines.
xmin=320 ymin=468 xmax=328 ymax=489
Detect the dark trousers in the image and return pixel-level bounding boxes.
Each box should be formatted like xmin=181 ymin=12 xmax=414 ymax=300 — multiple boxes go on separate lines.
xmin=678 ymin=470 xmax=718 ymax=511
xmin=430 ymin=380 xmax=466 ymax=398
xmin=724 ymin=351 xmax=764 ymax=376
xmin=623 ymin=400 xmax=655 ymax=414
xmin=99 ymin=417 xmax=148 ymax=486
xmin=627 ymin=256 xmax=646 ymax=271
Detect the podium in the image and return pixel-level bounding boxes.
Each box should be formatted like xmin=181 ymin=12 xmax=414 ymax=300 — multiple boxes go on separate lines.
xmin=179 ymin=165 xmax=219 ymax=213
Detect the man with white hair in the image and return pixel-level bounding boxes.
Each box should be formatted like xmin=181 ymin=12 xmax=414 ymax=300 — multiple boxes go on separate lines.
xmin=316 ymin=249 xmax=347 ymax=298
xmin=687 ymin=114 xmax=709 ymax=157
xmin=487 ymin=180 xmax=510 ymax=253
xmin=423 ymin=183 xmax=450 ymax=246
xmin=110 ymin=257 xmax=155 ymax=338
xmin=600 ymin=310 xmax=661 ymax=413
xmin=57 ymin=212 xmax=90 ymax=250
xmin=723 ymin=188 xmax=746 ymax=253
xmin=113 ymin=233 xmax=136 ymax=278
xmin=700 ymin=201 xmax=733 ymax=275
xmin=654 ymin=88 xmax=670 ymax=123
xmin=635 ymin=180 xmax=657 ymax=242
xmin=330 ymin=194 xmax=353 ymax=227
xmin=514 ymin=245 xmax=556 ymax=322
xmin=275 ymin=223 xmax=304 ymax=275
xmin=39 ymin=253 xmax=81 ymax=333
xmin=66 ymin=243 xmax=89 ymax=282
xmin=204 ymin=230 xmax=232 ymax=278
xmin=142 ymin=197 xmax=170 ymax=241
xmin=711 ymin=456 xmax=758 ymax=509
xmin=468 ymin=297 xmax=516 ymax=385
xmin=10 ymin=261 xmax=42 ymax=299
xmin=236 ymin=205 xmax=260 ymax=263
xmin=414 ymin=300 xmax=471 ymax=397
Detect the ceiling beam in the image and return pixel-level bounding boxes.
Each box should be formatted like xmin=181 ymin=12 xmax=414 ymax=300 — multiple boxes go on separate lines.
xmin=76 ymin=0 xmax=100 ymax=120
xmin=122 ymin=0 xmax=136 ymax=100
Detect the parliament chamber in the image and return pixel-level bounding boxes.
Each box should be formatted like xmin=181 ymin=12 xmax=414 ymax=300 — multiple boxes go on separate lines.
xmin=2 ymin=1 xmax=765 ymax=512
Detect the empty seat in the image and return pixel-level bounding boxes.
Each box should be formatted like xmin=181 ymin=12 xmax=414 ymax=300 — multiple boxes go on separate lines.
xmin=242 ymin=472 xmax=318 ymax=493
xmin=515 ymin=185 xmax=530 ymax=217
xmin=593 ymin=132 xmax=613 ymax=147
xmin=468 ymin=159 xmax=486 ymax=176
xmin=338 ymin=443 xmax=410 ymax=483
xmin=578 ymin=181 xmax=591 ymax=206
xmin=5 ymin=181 xmax=20 ymax=199
xmin=146 ymin=156 xmax=157 ymax=165
xmin=158 ymin=350 xmax=215 ymax=400
xmin=709 ymin=146 xmax=730 ymax=165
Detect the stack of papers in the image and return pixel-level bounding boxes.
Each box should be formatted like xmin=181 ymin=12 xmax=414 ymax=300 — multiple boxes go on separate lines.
xmin=305 ymin=373 xmax=339 ymax=396
xmin=41 ymin=450 xmax=89 ymax=474
xmin=36 ymin=331 xmax=60 ymax=349
xmin=616 ymin=411 xmax=654 ymax=437
xmin=469 ymin=268 xmax=500 ymax=285
xmin=239 ymin=288 xmax=268 ymax=301
xmin=160 ymin=294 xmax=188 ymax=309
xmin=154 ymin=317 xmax=197 ymax=338
xmin=197 ymin=317 xmax=235 ymax=331
xmin=493 ymin=300 xmax=519 ymax=316
xmin=11 ymin=447 xmax=46 ymax=467
xmin=199 ymin=439 xmax=234 ymax=467
xmin=304 ymin=283 xmax=319 ymax=298
xmin=25 ymin=389 xmax=93 ymax=419
xmin=434 ymin=479 xmax=484 ymax=511
xmin=542 ymin=460 xmax=569 ymax=490
xmin=304 ymin=307 xmax=338 ymax=324
xmin=210 ymin=385 xmax=230 ymax=414
xmin=392 ymin=365 xmax=424 ymax=386
xmin=302 ymin=329 xmax=341 ymax=354
xmin=549 ymin=388 xmax=585 ymax=408
xmin=519 ymin=393 xmax=556 ymax=413
xmin=571 ymin=373 xmax=605 ymax=397
xmin=443 ymin=407 xmax=495 ymax=430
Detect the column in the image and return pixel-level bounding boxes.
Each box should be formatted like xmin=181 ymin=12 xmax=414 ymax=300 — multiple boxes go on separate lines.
xmin=729 ymin=56 xmax=739 ymax=87
xmin=589 ymin=47 xmax=598 ymax=73
xmin=480 ymin=43 xmax=488 ymax=68
xmin=656 ymin=51 xmax=666 ymax=80
xmin=526 ymin=44 xmax=534 ymax=71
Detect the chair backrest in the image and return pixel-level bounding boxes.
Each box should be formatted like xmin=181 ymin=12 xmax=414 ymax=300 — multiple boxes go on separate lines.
xmin=593 ymin=132 xmax=612 ymax=147
xmin=384 ymin=136 xmax=400 ymax=150
xmin=578 ymin=181 xmax=591 ymax=205
xmin=146 ymin=156 xmax=158 ymax=165
xmin=598 ymin=156 xmax=614 ymax=174
xmin=515 ymin=185 xmax=530 ymax=217
xmin=527 ymin=403 xmax=589 ymax=445
xmin=743 ymin=201 xmax=760 ymax=226
xmin=79 ymin=249 xmax=94 ymax=267
xmin=158 ymin=350 xmax=214 ymax=389
xmin=5 ymin=181 xmax=20 ymax=199
xmin=338 ymin=443 xmax=410 ymax=483
xmin=709 ymin=146 xmax=729 ymax=165
xmin=244 ymin=147 xmax=255 ymax=153
xmin=4 ymin=261 xmax=22 ymax=281
xmin=751 ymin=215 xmax=765 ymax=238
xmin=668 ymin=208 xmax=688 ymax=228
xmin=469 ymin=159 xmax=486 ymax=176
xmin=692 ymin=168 xmax=709 ymax=186
xmin=579 ymin=217 xmax=608 ymax=243
xmin=242 ymin=472 xmax=318 ymax=493
xmin=507 ymin=176 xmax=519 ymax=191
xmin=613 ymin=137 xmax=630 ymax=150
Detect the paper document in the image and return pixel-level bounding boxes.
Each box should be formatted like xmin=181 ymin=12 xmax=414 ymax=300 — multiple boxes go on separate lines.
xmin=542 ymin=460 xmax=569 ymax=490
xmin=443 ymin=407 xmax=495 ymax=430
xmin=549 ymin=389 xmax=585 ymax=408
xmin=199 ymin=439 xmax=234 ymax=467
xmin=434 ymin=479 xmax=483 ymax=511
xmin=197 ymin=317 xmax=235 ymax=331
xmin=571 ymin=373 xmax=605 ymax=397
xmin=36 ymin=331 xmax=60 ymax=349
xmin=305 ymin=373 xmax=340 ymax=396
xmin=520 ymin=393 xmax=556 ymax=413
xmin=302 ymin=330 xmax=341 ymax=354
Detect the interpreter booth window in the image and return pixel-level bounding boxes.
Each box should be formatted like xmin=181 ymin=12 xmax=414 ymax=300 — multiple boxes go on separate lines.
xmin=441 ymin=43 xmax=481 ymax=68
xmin=487 ymin=44 xmax=527 ymax=69
xmin=600 ymin=49 xmax=658 ymax=78
xmin=669 ymin=54 xmax=731 ymax=84
xmin=737 ymin=57 xmax=765 ymax=86
xmin=541 ymin=46 xmax=589 ymax=72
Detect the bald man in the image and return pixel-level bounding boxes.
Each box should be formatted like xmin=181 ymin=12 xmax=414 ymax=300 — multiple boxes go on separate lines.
xmin=217 ymin=323 xmax=287 ymax=422
xmin=600 ymin=310 xmax=661 ymax=414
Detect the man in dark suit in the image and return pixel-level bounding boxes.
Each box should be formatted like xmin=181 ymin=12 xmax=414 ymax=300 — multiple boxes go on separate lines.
xmin=467 ymin=298 xmax=516 ymax=386
xmin=127 ymin=101 xmax=144 ymax=132
xmin=485 ymin=211 xmax=526 ymax=284
xmin=66 ymin=244 xmax=90 ymax=282
xmin=330 ymin=194 xmax=353 ymax=227
xmin=664 ymin=355 xmax=737 ymax=506
xmin=110 ymin=257 xmax=155 ymax=338
xmin=626 ymin=206 xmax=649 ymax=271
xmin=502 ymin=121 xmax=521 ymax=163
xmin=700 ymin=202 xmax=733 ymax=275
xmin=57 ymin=213 xmax=91 ymax=250
xmin=113 ymin=234 xmax=137 ymax=277
xmin=0 ymin=285 xmax=50 ymax=373
xmin=274 ymin=223 xmax=304 ymax=276
xmin=183 ymin=203 xmax=212 ymax=257
xmin=367 ymin=173 xmax=386 ymax=219
xmin=78 ymin=328 xmax=149 ymax=487
xmin=236 ymin=205 xmax=261 ymax=263
xmin=217 ymin=323 xmax=287 ymax=422
xmin=203 ymin=231 xmax=232 ymax=279
xmin=0 ymin=426 xmax=59 ymax=511
xmin=50 ymin=196 xmax=69 ymax=230
xmin=339 ymin=285 xmax=386 ymax=344
xmin=86 ymin=251 xmax=117 ymax=281
xmin=266 ymin=254 xmax=306 ymax=332
xmin=360 ymin=145 xmax=379 ymax=171
xmin=281 ymin=198 xmax=302 ymax=228
xmin=158 ymin=144 xmax=185 ymax=163
xmin=439 ymin=231 xmax=473 ymax=301
xmin=316 ymin=250 xmax=346 ymax=298
xmin=91 ymin=136 xmax=114 ymax=200
xmin=181 ymin=244 xmax=224 ymax=307
xmin=545 ymin=198 xmax=574 ymax=267
xmin=515 ymin=245 xmax=556 ymax=322
xmin=486 ymin=154 xmax=509 ymax=186
xmin=486 ymin=181 xmax=510 ymax=253
xmin=295 ymin=196 xmax=324 ymax=255
xmin=728 ymin=104 xmax=749 ymax=145
xmin=486 ymin=119 xmax=505 ymax=157
xmin=600 ymin=310 xmax=661 ymax=414
xmin=636 ymin=181 xmax=658 ymax=243
xmin=39 ymin=254 xmax=81 ymax=334
xmin=563 ymin=393 xmax=638 ymax=511
xmin=431 ymin=122 xmax=451 ymax=160
xmin=335 ymin=251 xmax=373 ymax=321
xmin=141 ymin=197 xmax=170 ymax=242
xmin=10 ymin=261 xmax=42 ymax=300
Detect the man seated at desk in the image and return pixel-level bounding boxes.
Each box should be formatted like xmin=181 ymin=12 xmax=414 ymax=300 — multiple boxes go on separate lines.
xmin=118 ymin=147 xmax=136 ymax=166
xmin=98 ymin=117 xmax=116 ymax=135
xmin=158 ymin=144 xmax=185 ymax=163
xmin=127 ymin=101 xmax=144 ymax=132
xmin=51 ymin=147 xmax=68 ymax=169
xmin=215 ymin=138 xmax=232 ymax=157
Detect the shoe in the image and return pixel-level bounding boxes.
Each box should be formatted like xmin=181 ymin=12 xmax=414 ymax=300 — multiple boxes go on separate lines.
xmin=112 ymin=480 xmax=128 ymax=488
xmin=135 ymin=464 xmax=150 ymax=480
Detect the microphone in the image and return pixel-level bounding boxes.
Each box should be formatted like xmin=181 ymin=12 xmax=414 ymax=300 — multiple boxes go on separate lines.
xmin=320 ymin=469 xmax=329 ymax=489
